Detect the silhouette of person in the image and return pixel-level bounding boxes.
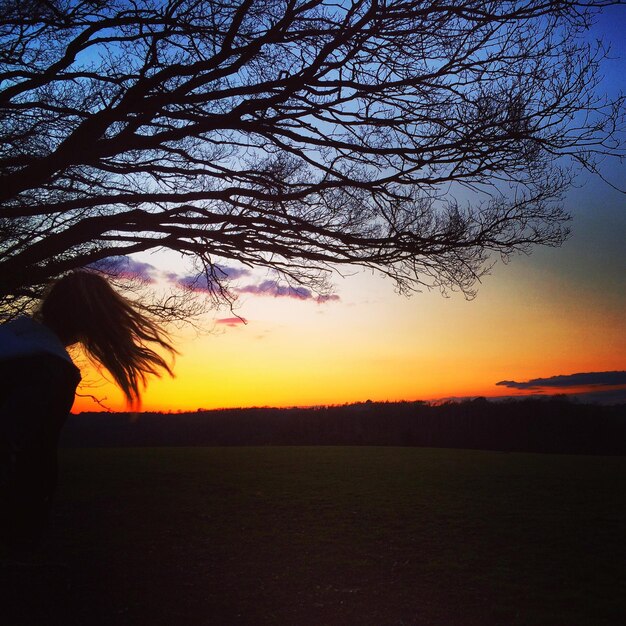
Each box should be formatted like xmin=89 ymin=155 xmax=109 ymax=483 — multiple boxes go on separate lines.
xmin=0 ymin=271 xmax=175 ymax=551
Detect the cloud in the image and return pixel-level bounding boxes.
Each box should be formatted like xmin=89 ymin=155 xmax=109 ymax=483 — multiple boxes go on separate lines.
xmin=316 ymin=293 xmax=341 ymax=303
xmin=496 ymin=371 xmax=626 ymax=390
xmin=216 ymin=317 xmax=247 ymax=327
xmin=177 ymin=273 xmax=215 ymax=292
xmin=173 ymin=264 xmax=252 ymax=292
xmin=237 ymin=280 xmax=310 ymax=299
xmin=215 ymin=264 xmax=251 ymax=280
xmin=88 ymin=256 xmax=157 ymax=282
xmin=237 ymin=280 xmax=340 ymax=302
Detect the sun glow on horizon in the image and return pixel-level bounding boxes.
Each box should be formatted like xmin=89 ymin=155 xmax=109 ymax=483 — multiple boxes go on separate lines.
xmin=69 ymin=11 xmax=626 ymax=415
xmin=71 ymin=229 xmax=626 ymax=413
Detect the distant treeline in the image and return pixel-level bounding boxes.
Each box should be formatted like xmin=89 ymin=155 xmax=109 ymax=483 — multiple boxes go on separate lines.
xmin=60 ymin=397 xmax=626 ymax=455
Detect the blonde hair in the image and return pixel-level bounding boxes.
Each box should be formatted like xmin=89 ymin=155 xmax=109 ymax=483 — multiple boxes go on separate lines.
xmin=37 ymin=271 xmax=175 ymax=406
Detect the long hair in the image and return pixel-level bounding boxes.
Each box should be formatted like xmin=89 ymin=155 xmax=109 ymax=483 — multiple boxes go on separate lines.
xmin=36 ymin=271 xmax=176 ymax=406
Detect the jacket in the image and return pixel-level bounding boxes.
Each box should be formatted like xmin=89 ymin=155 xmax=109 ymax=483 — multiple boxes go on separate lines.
xmin=0 ymin=317 xmax=81 ymax=548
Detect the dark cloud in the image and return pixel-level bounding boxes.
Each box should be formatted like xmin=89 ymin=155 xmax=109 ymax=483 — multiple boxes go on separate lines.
xmin=216 ymin=317 xmax=247 ymax=327
xmin=89 ymin=256 xmax=157 ymax=282
xmin=496 ymin=371 xmax=626 ymax=390
xmin=237 ymin=280 xmax=339 ymax=302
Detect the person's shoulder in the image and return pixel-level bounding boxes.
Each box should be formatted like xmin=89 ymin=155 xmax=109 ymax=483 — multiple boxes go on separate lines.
xmin=0 ymin=316 xmax=74 ymax=365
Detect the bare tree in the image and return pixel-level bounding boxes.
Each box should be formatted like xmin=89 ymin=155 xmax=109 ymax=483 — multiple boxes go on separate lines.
xmin=1 ymin=0 xmax=623 ymax=318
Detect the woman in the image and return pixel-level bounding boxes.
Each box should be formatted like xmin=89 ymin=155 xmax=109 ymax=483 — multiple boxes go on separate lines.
xmin=0 ymin=271 xmax=175 ymax=549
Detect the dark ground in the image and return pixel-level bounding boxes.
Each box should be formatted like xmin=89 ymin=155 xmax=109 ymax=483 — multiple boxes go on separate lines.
xmin=1 ymin=446 xmax=625 ymax=625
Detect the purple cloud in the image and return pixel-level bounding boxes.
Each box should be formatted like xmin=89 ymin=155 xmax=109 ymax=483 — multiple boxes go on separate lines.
xmin=88 ymin=256 xmax=157 ymax=282
xmin=173 ymin=264 xmax=252 ymax=292
xmin=238 ymin=280 xmax=310 ymax=299
xmin=216 ymin=317 xmax=247 ymax=327
xmin=214 ymin=264 xmax=251 ymax=280
xmin=177 ymin=273 xmax=215 ymax=292
xmin=316 ymin=293 xmax=341 ymax=303
xmin=237 ymin=280 xmax=340 ymax=302
xmin=496 ymin=371 xmax=626 ymax=390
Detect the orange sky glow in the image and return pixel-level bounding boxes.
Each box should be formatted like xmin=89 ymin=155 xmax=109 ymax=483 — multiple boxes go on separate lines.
xmin=70 ymin=12 xmax=626 ymax=414
xmin=71 ymin=201 xmax=626 ymax=413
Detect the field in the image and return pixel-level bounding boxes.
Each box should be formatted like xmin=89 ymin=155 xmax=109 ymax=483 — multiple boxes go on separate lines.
xmin=2 ymin=446 xmax=625 ymax=625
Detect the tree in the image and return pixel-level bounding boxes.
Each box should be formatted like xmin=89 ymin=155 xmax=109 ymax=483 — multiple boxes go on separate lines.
xmin=1 ymin=0 xmax=623 ymax=318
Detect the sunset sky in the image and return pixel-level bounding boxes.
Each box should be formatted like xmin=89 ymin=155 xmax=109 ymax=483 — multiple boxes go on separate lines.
xmin=72 ymin=8 xmax=626 ymax=413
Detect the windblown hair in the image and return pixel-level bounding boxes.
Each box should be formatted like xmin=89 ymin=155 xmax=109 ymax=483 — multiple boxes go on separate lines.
xmin=36 ymin=271 xmax=175 ymax=406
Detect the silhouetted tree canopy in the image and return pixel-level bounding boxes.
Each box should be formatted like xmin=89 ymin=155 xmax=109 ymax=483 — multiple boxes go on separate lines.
xmin=1 ymin=0 xmax=624 ymax=317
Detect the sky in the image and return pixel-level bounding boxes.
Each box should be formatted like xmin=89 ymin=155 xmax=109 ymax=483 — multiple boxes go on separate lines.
xmin=72 ymin=7 xmax=626 ymax=413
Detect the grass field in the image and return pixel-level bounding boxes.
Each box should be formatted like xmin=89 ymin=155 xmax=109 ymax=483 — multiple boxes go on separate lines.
xmin=2 ymin=446 xmax=625 ymax=625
